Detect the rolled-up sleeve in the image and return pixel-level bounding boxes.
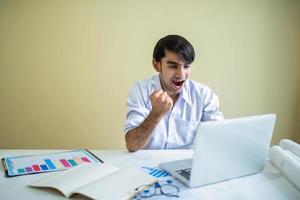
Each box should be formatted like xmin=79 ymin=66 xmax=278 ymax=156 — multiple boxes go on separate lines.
xmin=124 ymin=82 xmax=150 ymax=134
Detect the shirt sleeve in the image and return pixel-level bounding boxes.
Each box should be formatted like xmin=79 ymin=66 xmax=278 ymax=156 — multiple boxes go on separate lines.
xmin=201 ymin=87 xmax=224 ymax=121
xmin=124 ymin=82 xmax=150 ymax=134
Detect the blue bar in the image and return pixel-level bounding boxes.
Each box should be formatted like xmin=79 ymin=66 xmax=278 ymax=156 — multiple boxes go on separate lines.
xmin=155 ymin=170 xmax=165 ymax=177
xmin=7 ymin=159 xmax=13 ymax=169
xmin=150 ymin=169 xmax=158 ymax=175
xmin=152 ymin=170 xmax=162 ymax=177
xmin=162 ymin=171 xmax=169 ymax=177
xmin=149 ymin=168 xmax=156 ymax=173
xmin=44 ymin=159 xmax=56 ymax=170
xmin=40 ymin=165 xmax=49 ymax=170
xmin=9 ymin=169 xmax=14 ymax=175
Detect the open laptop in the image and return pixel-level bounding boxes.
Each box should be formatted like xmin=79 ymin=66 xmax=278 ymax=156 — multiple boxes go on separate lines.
xmin=159 ymin=114 xmax=276 ymax=188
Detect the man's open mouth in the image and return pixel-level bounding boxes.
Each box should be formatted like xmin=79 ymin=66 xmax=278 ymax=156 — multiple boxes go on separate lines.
xmin=172 ymin=80 xmax=185 ymax=87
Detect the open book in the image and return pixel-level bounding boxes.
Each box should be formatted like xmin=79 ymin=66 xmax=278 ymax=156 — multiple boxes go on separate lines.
xmin=29 ymin=162 xmax=157 ymax=199
xmin=268 ymin=139 xmax=300 ymax=189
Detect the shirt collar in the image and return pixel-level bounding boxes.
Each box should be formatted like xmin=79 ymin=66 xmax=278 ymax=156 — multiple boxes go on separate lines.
xmin=181 ymin=79 xmax=192 ymax=105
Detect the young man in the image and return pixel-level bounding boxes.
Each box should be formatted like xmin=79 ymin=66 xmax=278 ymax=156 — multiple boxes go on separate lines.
xmin=124 ymin=35 xmax=223 ymax=152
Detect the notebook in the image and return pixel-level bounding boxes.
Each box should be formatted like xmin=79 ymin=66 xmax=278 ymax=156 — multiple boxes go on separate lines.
xmin=159 ymin=114 xmax=276 ymax=188
xmin=29 ymin=162 xmax=158 ymax=199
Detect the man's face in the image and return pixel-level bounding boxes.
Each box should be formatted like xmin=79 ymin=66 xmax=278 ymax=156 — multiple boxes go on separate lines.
xmin=153 ymin=50 xmax=192 ymax=97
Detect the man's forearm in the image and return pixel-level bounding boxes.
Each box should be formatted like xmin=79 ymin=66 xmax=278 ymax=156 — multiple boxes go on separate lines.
xmin=125 ymin=111 xmax=163 ymax=152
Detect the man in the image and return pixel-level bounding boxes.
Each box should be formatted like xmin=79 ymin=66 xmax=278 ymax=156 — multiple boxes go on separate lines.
xmin=124 ymin=35 xmax=223 ymax=152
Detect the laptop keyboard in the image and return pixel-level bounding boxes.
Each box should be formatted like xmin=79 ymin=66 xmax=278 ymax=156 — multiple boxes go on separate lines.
xmin=175 ymin=168 xmax=191 ymax=180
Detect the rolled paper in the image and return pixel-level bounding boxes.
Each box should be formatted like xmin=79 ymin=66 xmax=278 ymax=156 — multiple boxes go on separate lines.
xmin=268 ymin=145 xmax=300 ymax=189
xmin=279 ymin=139 xmax=300 ymax=158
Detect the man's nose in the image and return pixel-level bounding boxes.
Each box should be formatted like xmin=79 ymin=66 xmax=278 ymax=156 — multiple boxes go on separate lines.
xmin=175 ymin=67 xmax=185 ymax=77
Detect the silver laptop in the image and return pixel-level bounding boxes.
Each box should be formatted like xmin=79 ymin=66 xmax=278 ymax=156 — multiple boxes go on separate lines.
xmin=159 ymin=114 xmax=276 ymax=188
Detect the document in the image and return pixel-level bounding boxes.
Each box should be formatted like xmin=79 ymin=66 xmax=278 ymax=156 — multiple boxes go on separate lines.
xmin=29 ymin=162 xmax=157 ymax=199
xmin=2 ymin=149 xmax=102 ymax=177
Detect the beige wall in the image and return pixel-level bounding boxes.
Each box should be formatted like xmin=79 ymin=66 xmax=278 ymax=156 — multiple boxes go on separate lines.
xmin=0 ymin=0 xmax=300 ymax=149
xmin=295 ymin=82 xmax=300 ymax=144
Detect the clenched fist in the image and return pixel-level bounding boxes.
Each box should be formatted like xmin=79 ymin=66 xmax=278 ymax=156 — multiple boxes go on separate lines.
xmin=150 ymin=90 xmax=173 ymax=118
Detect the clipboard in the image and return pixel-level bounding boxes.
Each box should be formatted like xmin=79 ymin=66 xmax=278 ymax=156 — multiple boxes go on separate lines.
xmin=2 ymin=149 xmax=103 ymax=177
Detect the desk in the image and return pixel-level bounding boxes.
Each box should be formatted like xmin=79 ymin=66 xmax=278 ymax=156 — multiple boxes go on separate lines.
xmin=1 ymin=149 xmax=300 ymax=200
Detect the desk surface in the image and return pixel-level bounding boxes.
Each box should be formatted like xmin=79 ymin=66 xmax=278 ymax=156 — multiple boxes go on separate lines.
xmin=1 ymin=149 xmax=300 ymax=200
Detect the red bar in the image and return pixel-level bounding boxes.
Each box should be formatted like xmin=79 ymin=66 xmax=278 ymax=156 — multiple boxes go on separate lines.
xmin=81 ymin=157 xmax=91 ymax=162
xmin=32 ymin=165 xmax=41 ymax=171
xmin=59 ymin=159 xmax=71 ymax=167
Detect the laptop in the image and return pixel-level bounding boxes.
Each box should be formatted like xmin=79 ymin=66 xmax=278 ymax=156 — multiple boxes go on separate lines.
xmin=159 ymin=114 xmax=276 ymax=188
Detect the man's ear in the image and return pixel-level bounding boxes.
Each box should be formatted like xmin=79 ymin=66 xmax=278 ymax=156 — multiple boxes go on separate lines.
xmin=152 ymin=59 xmax=161 ymax=72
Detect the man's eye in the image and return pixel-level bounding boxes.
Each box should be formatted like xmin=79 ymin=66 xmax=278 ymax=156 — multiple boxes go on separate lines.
xmin=184 ymin=65 xmax=191 ymax=69
xmin=169 ymin=65 xmax=177 ymax=69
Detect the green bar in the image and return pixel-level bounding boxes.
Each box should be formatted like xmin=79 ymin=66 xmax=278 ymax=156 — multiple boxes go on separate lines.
xmin=17 ymin=168 xmax=25 ymax=173
xmin=68 ymin=159 xmax=77 ymax=166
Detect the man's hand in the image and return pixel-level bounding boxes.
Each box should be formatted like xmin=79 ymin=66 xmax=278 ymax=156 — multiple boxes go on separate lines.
xmin=150 ymin=90 xmax=173 ymax=118
xmin=125 ymin=90 xmax=173 ymax=152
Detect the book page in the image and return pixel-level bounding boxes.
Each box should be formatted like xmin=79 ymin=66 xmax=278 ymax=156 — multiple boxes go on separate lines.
xmin=76 ymin=166 xmax=158 ymax=200
xmin=29 ymin=162 xmax=119 ymax=197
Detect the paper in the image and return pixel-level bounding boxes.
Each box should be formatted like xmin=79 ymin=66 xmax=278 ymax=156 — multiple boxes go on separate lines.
xmin=268 ymin=145 xmax=300 ymax=189
xmin=30 ymin=162 xmax=119 ymax=198
xmin=29 ymin=162 xmax=158 ymax=199
xmin=76 ymin=166 xmax=157 ymax=199
xmin=279 ymin=139 xmax=300 ymax=158
xmin=2 ymin=149 xmax=102 ymax=177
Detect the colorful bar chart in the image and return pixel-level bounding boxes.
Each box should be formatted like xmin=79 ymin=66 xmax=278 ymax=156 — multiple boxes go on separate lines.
xmin=142 ymin=167 xmax=170 ymax=178
xmin=3 ymin=149 xmax=102 ymax=177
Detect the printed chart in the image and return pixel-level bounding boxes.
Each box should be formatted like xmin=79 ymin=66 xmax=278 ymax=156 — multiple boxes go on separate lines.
xmin=2 ymin=149 xmax=101 ymax=177
xmin=142 ymin=166 xmax=170 ymax=178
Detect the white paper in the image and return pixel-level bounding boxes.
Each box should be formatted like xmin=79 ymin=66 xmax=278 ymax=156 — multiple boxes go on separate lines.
xmin=76 ymin=166 xmax=157 ymax=200
xmin=29 ymin=162 xmax=157 ymax=199
xmin=3 ymin=149 xmax=101 ymax=176
xmin=29 ymin=162 xmax=119 ymax=197
xmin=268 ymin=145 xmax=300 ymax=189
xmin=279 ymin=139 xmax=300 ymax=158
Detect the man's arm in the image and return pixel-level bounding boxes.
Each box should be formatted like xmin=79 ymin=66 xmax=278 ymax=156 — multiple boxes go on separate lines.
xmin=125 ymin=90 xmax=173 ymax=152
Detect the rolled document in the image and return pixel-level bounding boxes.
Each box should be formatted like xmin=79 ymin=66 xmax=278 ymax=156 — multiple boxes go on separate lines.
xmin=268 ymin=145 xmax=300 ymax=189
xmin=279 ymin=139 xmax=300 ymax=158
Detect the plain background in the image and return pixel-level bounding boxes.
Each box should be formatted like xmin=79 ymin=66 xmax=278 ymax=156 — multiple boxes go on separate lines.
xmin=0 ymin=0 xmax=299 ymax=149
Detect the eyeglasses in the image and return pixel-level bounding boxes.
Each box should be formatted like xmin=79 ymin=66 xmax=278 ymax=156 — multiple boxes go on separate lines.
xmin=133 ymin=180 xmax=180 ymax=199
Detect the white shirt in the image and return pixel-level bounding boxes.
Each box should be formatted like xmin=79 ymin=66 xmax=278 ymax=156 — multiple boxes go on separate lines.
xmin=124 ymin=75 xmax=224 ymax=149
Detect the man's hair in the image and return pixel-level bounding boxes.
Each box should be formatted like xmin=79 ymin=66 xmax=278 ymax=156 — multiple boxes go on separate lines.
xmin=153 ymin=35 xmax=195 ymax=64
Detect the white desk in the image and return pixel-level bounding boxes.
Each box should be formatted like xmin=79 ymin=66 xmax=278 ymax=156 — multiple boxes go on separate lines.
xmin=1 ymin=149 xmax=300 ymax=200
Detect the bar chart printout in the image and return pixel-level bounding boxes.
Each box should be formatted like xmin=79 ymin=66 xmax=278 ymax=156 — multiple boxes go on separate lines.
xmin=2 ymin=149 xmax=102 ymax=177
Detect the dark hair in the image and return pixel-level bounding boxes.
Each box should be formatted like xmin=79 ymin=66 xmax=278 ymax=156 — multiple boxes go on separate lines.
xmin=153 ymin=35 xmax=195 ymax=64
